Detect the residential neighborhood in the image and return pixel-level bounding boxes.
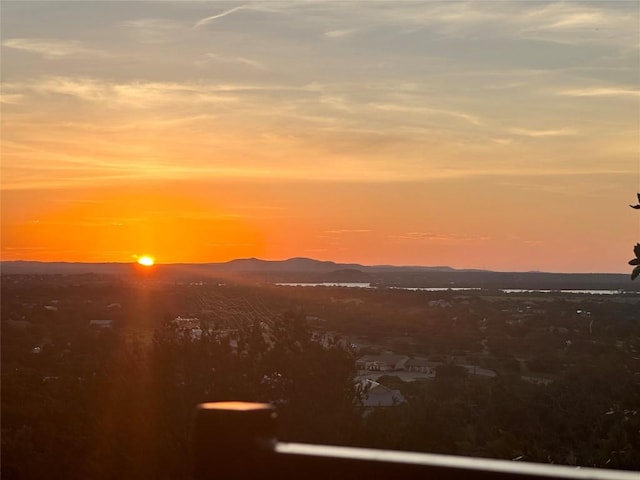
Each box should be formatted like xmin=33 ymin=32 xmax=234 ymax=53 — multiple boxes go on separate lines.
xmin=2 ymin=273 xmax=640 ymax=478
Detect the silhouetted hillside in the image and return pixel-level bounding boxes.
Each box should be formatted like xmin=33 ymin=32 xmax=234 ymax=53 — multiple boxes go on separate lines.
xmin=1 ymin=259 xmax=637 ymax=291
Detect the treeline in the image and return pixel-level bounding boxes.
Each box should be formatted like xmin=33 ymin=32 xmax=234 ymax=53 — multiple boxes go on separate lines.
xmin=357 ymin=361 xmax=640 ymax=468
xmin=2 ymin=298 xmax=639 ymax=479
xmin=1 ymin=312 xmax=358 ymax=479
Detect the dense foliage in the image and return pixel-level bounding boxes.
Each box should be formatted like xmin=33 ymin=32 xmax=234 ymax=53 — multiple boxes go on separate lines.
xmin=628 ymin=194 xmax=639 ymax=280
xmin=2 ymin=305 xmax=357 ymax=479
xmin=359 ymin=362 xmax=640 ymax=467
xmin=2 ymin=278 xmax=639 ymax=478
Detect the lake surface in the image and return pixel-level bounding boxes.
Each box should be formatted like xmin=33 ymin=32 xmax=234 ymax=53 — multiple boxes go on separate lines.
xmin=275 ymin=283 xmax=636 ymax=295
xmin=276 ymin=282 xmax=373 ymax=288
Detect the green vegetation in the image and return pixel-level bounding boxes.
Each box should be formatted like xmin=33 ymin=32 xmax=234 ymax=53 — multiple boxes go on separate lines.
xmin=2 ymin=275 xmax=639 ymax=478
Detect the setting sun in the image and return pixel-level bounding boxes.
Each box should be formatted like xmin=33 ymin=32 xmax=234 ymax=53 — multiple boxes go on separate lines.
xmin=137 ymin=255 xmax=155 ymax=267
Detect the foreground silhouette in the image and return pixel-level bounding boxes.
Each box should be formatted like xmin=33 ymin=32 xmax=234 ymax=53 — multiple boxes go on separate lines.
xmin=630 ymin=193 xmax=640 ymax=279
xmin=630 ymin=243 xmax=640 ymax=280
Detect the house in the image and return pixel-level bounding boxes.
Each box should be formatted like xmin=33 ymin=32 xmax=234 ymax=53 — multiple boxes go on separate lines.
xmin=404 ymin=357 xmax=437 ymax=376
xmin=460 ymin=364 xmax=497 ymax=377
xmin=356 ymin=354 xmax=409 ymax=372
xmin=359 ymin=379 xmax=405 ymax=407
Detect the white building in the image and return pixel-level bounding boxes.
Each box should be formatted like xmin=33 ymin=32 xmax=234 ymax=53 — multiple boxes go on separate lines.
xmin=359 ymin=379 xmax=405 ymax=407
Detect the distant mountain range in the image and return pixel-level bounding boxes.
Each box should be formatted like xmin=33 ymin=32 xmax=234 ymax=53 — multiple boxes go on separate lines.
xmin=0 ymin=257 xmax=461 ymax=275
xmin=1 ymin=257 xmax=636 ymax=291
xmin=216 ymin=257 xmax=465 ymax=273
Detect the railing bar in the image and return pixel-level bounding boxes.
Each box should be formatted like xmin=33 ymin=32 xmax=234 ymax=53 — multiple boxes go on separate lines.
xmin=276 ymin=442 xmax=638 ymax=480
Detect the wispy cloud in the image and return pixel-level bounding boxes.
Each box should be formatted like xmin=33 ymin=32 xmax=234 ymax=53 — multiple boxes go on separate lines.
xmin=558 ymin=87 xmax=640 ymax=97
xmin=4 ymin=76 xmax=241 ymax=108
xmin=517 ymin=2 xmax=638 ymax=48
xmin=523 ymin=4 xmax=606 ymax=31
xmin=324 ymin=29 xmax=358 ymax=39
xmin=325 ymin=229 xmax=371 ymax=234
xmin=371 ymin=103 xmax=483 ymax=126
xmin=509 ymin=127 xmax=579 ymax=137
xmin=391 ymin=232 xmax=492 ymax=242
xmin=122 ymin=18 xmax=181 ymax=29
xmin=121 ymin=18 xmax=185 ymax=43
xmin=2 ymin=38 xmax=107 ymax=59
xmin=316 ymin=1 xmax=637 ymax=51
xmin=193 ymin=5 xmax=248 ymax=29
xmin=199 ymin=53 xmax=265 ymax=70
xmin=2 ymin=1 xmax=636 ymax=194
xmin=0 ymin=93 xmax=24 ymax=105
xmin=19 ymin=218 xmax=131 ymax=228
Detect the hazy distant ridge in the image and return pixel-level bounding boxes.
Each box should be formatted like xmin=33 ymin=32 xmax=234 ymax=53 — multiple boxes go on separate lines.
xmin=0 ymin=257 xmax=458 ymax=275
xmin=1 ymin=258 xmax=636 ymax=291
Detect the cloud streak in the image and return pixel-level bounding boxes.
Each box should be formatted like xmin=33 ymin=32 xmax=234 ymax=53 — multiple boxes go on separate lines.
xmin=558 ymin=87 xmax=640 ymax=97
xmin=121 ymin=18 xmax=185 ymax=43
xmin=3 ymin=76 xmax=241 ymax=108
xmin=2 ymin=5 xmax=637 ymax=192
xmin=193 ymin=5 xmax=248 ymax=29
xmin=509 ymin=127 xmax=578 ymax=137
xmin=324 ymin=29 xmax=358 ymax=39
xmin=371 ymin=102 xmax=483 ymax=126
xmin=199 ymin=53 xmax=265 ymax=70
xmin=391 ymin=232 xmax=492 ymax=242
xmin=2 ymin=38 xmax=107 ymax=58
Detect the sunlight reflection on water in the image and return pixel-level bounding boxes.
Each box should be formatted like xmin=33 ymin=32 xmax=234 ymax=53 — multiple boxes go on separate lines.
xmin=275 ymin=283 xmax=634 ymax=295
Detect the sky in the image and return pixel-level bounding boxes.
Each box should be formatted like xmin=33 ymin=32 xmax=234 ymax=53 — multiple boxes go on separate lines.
xmin=1 ymin=1 xmax=639 ymax=273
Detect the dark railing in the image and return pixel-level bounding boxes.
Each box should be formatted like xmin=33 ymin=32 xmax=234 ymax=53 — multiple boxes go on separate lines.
xmin=193 ymin=402 xmax=636 ymax=480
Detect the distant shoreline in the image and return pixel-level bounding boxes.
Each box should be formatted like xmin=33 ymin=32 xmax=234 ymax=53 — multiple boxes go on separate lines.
xmin=1 ymin=259 xmax=638 ymax=292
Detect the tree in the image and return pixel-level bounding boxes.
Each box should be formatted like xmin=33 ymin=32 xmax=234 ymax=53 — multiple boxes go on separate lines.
xmin=629 ymin=193 xmax=640 ymax=279
xmin=629 ymin=243 xmax=639 ymax=280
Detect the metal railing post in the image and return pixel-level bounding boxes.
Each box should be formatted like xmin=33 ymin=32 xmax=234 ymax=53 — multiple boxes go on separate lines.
xmin=193 ymin=402 xmax=277 ymax=479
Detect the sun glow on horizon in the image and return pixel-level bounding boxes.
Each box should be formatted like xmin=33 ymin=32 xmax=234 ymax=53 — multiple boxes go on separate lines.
xmin=137 ymin=255 xmax=155 ymax=267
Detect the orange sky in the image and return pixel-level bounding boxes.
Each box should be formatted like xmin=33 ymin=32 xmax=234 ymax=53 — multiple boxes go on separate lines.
xmin=1 ymin=1 xmax=639 ymax=272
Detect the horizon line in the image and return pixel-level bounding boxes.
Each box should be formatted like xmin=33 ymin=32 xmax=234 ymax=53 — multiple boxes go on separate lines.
xmin=0 ymin=257 xmax=630 ymax=276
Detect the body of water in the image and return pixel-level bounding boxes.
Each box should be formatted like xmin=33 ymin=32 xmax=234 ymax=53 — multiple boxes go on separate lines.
xmin=276 ymin=282 xmax=373 ymax=288
xmin=275 ymin=283 xmax=636 ymax=295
